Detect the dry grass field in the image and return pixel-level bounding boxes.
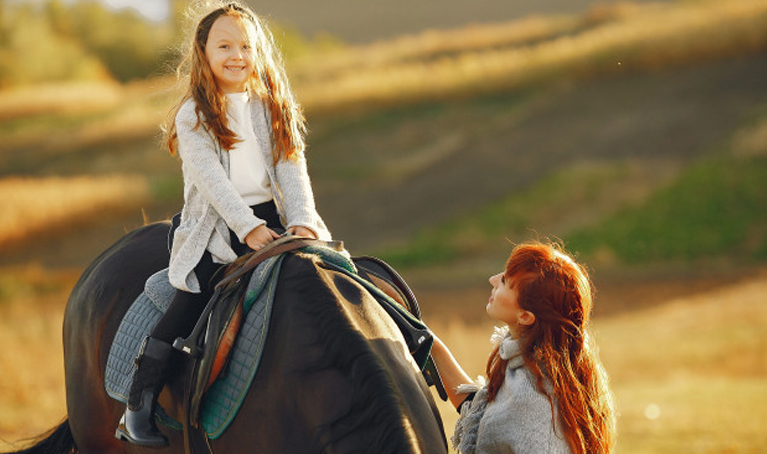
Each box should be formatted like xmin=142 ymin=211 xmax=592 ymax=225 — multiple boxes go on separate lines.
xmin=3 ymin=0 xmax=767 ymax=261
xmin=0 ymin=175 xmax=150 ymax=250
xmin=3 ymin=0 xmax=767 ymax=162
xmin=1 ymin=267 xmax=765 ymax=453
xmin=0 ymin=267 xmax=73 ymax=450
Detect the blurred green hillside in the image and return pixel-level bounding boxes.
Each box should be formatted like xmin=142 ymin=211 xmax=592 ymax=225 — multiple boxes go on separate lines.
xmin=1 ymin=0 xmax=767 ymax=289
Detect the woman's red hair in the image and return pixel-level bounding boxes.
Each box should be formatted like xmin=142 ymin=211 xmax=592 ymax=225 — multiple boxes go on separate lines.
xmin=486 ymin=241 xmax=616 ymax=454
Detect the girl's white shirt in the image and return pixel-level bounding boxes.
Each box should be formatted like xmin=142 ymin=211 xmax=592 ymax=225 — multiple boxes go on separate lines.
xmin=226 ymin=92 xmax=273 ymax=206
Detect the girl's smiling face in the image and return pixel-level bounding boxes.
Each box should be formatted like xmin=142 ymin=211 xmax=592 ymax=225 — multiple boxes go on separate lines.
xmin=205 ymin=14 xmax=255 ymax=93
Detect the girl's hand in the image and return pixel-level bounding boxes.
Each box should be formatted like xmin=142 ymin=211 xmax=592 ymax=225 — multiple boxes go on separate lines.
xmin=245 ymin=225 xmax=280 ymax=250
xmin=287 ymin=226 xmax=317 ymax=239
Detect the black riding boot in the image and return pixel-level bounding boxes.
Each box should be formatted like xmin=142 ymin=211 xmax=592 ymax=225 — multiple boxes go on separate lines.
xmin=115 ymin=337 xmax=174 ymax=448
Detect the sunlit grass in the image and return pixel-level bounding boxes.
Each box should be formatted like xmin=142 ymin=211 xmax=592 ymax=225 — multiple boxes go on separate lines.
xmin=377 ymin=159 xmax=679 ymax=270
xmin=595 ymin=276 xmax=767 ymax=453
xmin=0 ymin=175 xmax=150 ymax=249
xmin=289 ymin=14 xmax=582 ymax=82
xmin=566 ymin=154 xmax=767 ymax=264
xmin=0 ymin=81 xmax=123 ymax=120
xmin=0 ymin=266 xmax=75 ymax=448
xmin=0 ymin=250 xmax=764 ymax=453
xmin=0 ymin=77 xmax=178 ymax=162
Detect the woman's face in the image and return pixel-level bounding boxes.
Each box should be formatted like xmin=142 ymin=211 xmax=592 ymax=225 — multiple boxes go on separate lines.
xmin=205 ymin=14 xmax=255 ymax=93
xmin=486 ymin=272 xmax=533 ymax=334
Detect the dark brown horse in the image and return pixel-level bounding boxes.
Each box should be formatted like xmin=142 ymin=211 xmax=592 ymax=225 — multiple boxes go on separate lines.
xmin=11 ymin=222 xmax=447 ymax=454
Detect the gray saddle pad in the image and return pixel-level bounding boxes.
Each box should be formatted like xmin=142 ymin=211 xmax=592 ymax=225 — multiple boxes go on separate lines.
xmin=105 ymin=253 xmax=285 ymax=438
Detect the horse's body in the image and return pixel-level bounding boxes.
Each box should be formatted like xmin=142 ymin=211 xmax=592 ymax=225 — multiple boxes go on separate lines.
xmin=15 ymin=223 xmax=446 ymax=454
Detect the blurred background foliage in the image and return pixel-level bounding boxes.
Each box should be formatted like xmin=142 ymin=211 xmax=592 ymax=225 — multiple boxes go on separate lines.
xmin=0 ymin=0 xmax=339 ymax=87
xmin=0 ymin=0 xmax=166 ymax=85
xmin=2 ymin=0 xmax=767 ymax=277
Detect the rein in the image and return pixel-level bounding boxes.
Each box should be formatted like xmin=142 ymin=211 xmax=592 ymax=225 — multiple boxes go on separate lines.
xmin=173 ymin=235 xmax=343 ymax=357
xmin=217 ymin=235 xmax=344 ymax=290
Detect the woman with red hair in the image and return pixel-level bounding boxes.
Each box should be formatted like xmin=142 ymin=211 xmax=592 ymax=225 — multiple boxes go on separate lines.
xmin=430 ymin=241 xmax=616 ymax=454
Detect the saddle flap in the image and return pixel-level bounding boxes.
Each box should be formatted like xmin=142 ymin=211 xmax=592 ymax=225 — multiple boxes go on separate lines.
xmin=352 ymin=256 xmax=421 ymax=318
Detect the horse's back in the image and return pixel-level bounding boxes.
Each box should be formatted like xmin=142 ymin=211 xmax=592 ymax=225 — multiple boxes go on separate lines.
xmin=214 ymin=252 xmax=446 ymax=454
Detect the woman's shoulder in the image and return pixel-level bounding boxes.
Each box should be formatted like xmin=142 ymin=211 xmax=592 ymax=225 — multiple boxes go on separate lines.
xmin=500 ymin=366 xmax=554 ymax=418
xmin=500 ymin=367 xmax=571 ymax=452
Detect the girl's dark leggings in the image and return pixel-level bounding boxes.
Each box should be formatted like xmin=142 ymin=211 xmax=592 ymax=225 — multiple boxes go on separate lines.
xmin=150 ymin=200 xmax=284 ymax=344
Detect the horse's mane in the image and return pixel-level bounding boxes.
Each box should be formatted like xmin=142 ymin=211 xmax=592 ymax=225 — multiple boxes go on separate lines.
xmin=284 ymin=252 xmax=419 ymax=452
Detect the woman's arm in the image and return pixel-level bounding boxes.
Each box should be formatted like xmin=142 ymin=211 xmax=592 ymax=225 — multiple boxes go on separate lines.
xmin=430 ymin=333 xmax=476 ymax=409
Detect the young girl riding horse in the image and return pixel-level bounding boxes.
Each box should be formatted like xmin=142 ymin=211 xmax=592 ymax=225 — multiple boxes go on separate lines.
xmin=115 ymin=2 xmax=331 ymax=447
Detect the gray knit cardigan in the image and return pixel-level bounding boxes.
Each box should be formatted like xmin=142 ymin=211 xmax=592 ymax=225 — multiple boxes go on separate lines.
xmin=168 ymin=97 xmax=331 ymax=292
xmin=452 ymin=327 xmax=572 ymax=454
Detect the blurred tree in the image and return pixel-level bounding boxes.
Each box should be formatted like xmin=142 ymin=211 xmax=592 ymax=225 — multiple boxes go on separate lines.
xmin=272 ymin=22 xmax=343 ymax=61
xmin=0 ymin=2 xmax=109 ymax=87
xmin=0 ymin=0 xmax=339 ymax=88
xmin=45 ymin=0 xmax=75 ymax=38
xmin=0 ymin=1 xmax=6 ymax=45
xmin=0 ymin=0 xmax=173 ymax=86
xmin=66 ymin=1 xmax=174 ymax=81
xmin=169 ymin=0 xmax=186 ymax=44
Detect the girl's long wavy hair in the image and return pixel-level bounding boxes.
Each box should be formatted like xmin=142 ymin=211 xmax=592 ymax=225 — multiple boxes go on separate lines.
xmin=485 ymin=241 xmax=616 ymax=454
xmin=163 ymin=1 xmax=305 ymax=164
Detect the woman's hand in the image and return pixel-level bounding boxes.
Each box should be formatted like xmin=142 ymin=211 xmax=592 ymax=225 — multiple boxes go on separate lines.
xmin=287 ymin=226 xmax=317 ymax=239
xmin=245 ymin=225 xmax=281 ymax=250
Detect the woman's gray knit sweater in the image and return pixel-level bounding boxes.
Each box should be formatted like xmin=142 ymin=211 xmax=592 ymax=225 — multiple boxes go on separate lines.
xmin=168 ymin=97 xmax=331 ymax=292
xmin=452 ymin=327 xmax=571 ymax=454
